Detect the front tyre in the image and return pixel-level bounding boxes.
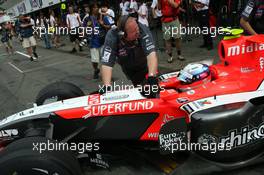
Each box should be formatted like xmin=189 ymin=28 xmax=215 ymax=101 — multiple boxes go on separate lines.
xmin=36 ymin=82 xmax=85 ymax=105
xmin=0 ymin=137 xmax=83 ymax=175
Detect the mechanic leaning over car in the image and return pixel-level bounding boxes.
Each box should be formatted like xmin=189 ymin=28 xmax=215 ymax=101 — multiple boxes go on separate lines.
xmin=240 ymin=0 xmax=264 ymax=35
xmin=100 ymin=15 xmax=159 ymax=97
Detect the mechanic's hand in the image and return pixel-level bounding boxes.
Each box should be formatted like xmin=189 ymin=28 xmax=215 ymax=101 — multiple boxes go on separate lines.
xmin=98 ymin=85 xmax=112 ymax=95
xmin=141 ymin=76 xmax=160 ymax=98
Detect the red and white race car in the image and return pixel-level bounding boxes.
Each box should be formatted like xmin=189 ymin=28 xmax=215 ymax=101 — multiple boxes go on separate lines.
xmin=0 ymin=34 xmax=263 ymax=174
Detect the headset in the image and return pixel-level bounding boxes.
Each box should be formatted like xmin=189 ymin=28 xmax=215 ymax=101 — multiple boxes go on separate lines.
xmin=117 ymin=15 xmax=130 ymax=37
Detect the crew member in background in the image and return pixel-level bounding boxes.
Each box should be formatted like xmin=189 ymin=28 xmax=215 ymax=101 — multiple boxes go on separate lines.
xmin=138 ymin=0 xmax=149 ymax=27
xmin=129 ymin=0 xmax=139 ymax=18
xmin=82 ymin=4 xmax=90 ymax=22
xmin=18 ymin=14 xmax=38 ymax=61
xmin=120 ymin=0 xmax=130 ymax=16
xmin=193 ymin=0 xmax=213 ymax=50
xmin=240 ymin=0 xmax=264 ymax=35
xmin=158 ymin=0 xmax=185 ymax=63
xmin=83 ymin=3 xmax=103 ymax=79
xmin=50 ymin=10 xmax=61 ymax=48
xmin=151 ymin=0 xmax=163 ymax=51
xmin=39 ymin=13 xmax=51 ymax=49
xmin=100 ymin=2 xmax=116 ymax=30
xmin=66 ymin=6 xmax=83 ymax=53
xmin=1 ymin=22 xmax=15 ymax=56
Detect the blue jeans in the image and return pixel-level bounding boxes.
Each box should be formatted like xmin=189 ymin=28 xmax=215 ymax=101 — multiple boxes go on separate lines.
xmin=43 ymin=33 xmax=51 ymax=49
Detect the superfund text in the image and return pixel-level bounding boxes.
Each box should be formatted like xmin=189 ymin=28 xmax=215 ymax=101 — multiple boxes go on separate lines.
xmin=83 ymin=101 xmax=154 ymax=119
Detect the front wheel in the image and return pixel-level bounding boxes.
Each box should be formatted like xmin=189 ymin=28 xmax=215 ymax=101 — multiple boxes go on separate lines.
xmin=36 ymin=81 xmax=85 ymax=105
xmin=0 ymin=137 xmax=83 ymax=175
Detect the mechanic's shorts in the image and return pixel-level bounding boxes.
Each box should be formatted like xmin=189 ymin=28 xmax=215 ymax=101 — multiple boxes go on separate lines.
xmin=162 ymin=19 xmax=181 ymax=40
xmin=90 ymin=48 xmax=101 ymax=63
xmin=69 ymin=27 xmax=80 ymax=42
xmin=22 ymin=36 xmax=37 ymax=48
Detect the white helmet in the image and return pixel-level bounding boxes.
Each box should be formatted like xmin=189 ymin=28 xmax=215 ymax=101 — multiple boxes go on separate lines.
xmin=178 ymin=63 xmax=210 ymax=84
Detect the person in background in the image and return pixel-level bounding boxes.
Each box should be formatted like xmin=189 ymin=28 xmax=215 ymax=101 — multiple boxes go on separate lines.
xmin=193 ymin=0 xmax=213 ymax=50
xmin=82 ymin=4 xmax=90 ymax=22
xmin=151 ymin=0 xmax=163 ymax=51
xmin=40 ymin=13 xmax=51 ymax=49
xmin=18 ymin=14 xmax=38 ymax=61
xmin=33 ymin=16 xmax=41 ymax=40
xmin=78 ymin=7 xmax=84 ymax=21
xmin=100 ymin=2 xmax=116 ymax=30
xmin=138 ymin=0 xmax=149 ymax=26
xmin=49 ymin=10 xmax=60 ymax=48
xmin=240 ymin=0 xmax=264 ymax=35
xmin=1 ymin=22 xmax=15 ymax=56
xmin=120 ymin=0 xmax=130 ymax=16
xmin=129 ymin=0 xmax=139 ymax=18
xmin=158 ymin=0 xmax=185 ymax=63
xmin=66 ymin=6 xmax=82 ymax=53
xmin=78 ymin=4 xmax=91 ymax=48
xmin=83 ymin=2 xmax=103 ymax=79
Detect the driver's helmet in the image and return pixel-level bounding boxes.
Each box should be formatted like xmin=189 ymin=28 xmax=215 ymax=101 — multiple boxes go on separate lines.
xmin=178 ymin=63 xmax=210 ymax=84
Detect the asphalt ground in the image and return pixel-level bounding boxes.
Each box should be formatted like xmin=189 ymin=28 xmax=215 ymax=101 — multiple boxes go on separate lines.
xmin=0 ymin=34 xmax=264 ymax=175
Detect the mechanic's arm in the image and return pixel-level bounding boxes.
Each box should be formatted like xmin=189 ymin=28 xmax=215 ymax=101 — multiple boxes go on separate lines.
xmin=147 ymin=52 xmax=158 ymax=76
xmin=240 ymin=17 xmax=257 ymax=35
xmin=100 ymin=31 xmax=117 ymax=86
xmin=101 ymin=65 xmax=113 ymax=86
xmin=240 ymin=0 xmax=257 ymax=35
xmin=140 ymin=25 xmax=158 ymax=76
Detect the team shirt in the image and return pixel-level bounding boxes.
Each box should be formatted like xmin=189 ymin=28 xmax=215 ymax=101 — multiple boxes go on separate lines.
xmin=101 ymin=23 xmax=156 ymax=70
xmin=241 ymin=0 xmax=264 ymax=33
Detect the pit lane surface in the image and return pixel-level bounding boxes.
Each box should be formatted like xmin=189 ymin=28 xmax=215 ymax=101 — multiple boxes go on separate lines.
xmin=0 ymin=38 xmax=264 ymax=175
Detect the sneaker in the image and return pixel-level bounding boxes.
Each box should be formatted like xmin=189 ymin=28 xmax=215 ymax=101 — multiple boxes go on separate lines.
xmin=30 ymin=57 xmax=37 ymax=61
xmin=178 ymin=55 xmax=185 ymax=61
xmin=33 ymin=52 xmax=38 ymax=58
xmin=167 ymin=57 xmax=173 ymax=63
xmin=70 ymin=48 xmax=77 ymax=53
xmin=93 ymin=69 xmax=100 ymax=79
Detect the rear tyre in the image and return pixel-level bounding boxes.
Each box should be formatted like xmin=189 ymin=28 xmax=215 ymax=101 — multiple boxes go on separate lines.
xmin=0 ymin=137 xmax=83 ymax=175
xmin=36 ymin=82 xmax=85 ymax=105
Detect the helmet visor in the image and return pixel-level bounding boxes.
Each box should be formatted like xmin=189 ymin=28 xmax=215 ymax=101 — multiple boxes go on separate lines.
xmin=178 ymin=70 xmax=193 ymax=83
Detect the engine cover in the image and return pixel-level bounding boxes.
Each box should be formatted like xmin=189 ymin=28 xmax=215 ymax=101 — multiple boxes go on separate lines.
xmin=191 ymin=102 xmax=264 ymax=162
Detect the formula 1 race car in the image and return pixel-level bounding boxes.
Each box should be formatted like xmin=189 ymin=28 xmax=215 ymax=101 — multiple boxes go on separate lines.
xmin=0 ymin=33 xmax=264 ymax=175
